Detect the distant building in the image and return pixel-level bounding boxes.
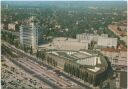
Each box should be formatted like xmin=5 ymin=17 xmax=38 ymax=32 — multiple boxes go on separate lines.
xmin=76 ymin=33 xmax=99 ymax=43
xmin=1 ymin=4 xmax=9 ymax=9
xmin=101 ymin=34 xmax=108 ymax=37
xmin=76 ymin=33 xmax=117 ymax=48
xmin=45 ymin=50 xmax=109 ymax=86
xmin=20 ymin=16 xmax=43 ymax=51
xmin=97 ymin=37 xmax=117 ymax=48
xmin=8 ymin=23 xmax=16 ymax=31
xmin=120 ymin=71 xmax=127 ymax=89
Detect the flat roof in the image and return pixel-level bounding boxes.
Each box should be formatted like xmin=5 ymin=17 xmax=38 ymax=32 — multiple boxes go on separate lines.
xmin=47 ymin=50 xmax=96 ymax=61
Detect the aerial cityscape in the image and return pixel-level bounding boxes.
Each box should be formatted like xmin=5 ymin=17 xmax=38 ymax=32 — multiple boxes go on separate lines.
xmin=1 ymin=1 xmax=127 ymax=89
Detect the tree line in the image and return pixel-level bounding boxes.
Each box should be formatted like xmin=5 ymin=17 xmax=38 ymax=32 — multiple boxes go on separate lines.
xmin=46 ymin=57 xmax=57 ymax=67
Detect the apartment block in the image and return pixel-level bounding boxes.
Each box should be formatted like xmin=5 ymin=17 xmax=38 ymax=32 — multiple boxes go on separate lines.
xmin=20 ymin=16 xmax=42 ymax=51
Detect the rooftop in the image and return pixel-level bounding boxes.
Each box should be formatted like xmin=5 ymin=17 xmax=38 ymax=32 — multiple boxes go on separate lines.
xmin=47 ymin=50 xmax=108 ymax=73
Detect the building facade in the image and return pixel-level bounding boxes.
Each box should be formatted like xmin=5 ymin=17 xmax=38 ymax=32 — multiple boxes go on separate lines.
xmin=76 ymin=33 xmax=99 ymax=43
xmin=20 ymin=16 xmax=42 ymax=51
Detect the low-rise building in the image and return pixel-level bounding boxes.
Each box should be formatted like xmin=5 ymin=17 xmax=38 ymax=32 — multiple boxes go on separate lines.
xmin=101 ymin=47 xmax=127 ymax=67
xmin=76 ymin=33 xmax=118 ymax=48
xmin=97 ymin=37 xmax=117 ymax=48
xmin=1 ymin=23 xmax=4 ymax=30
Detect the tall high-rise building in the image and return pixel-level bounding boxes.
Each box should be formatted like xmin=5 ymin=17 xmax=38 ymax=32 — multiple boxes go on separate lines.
xmin=20 ymin=16 xmax=42 ymax=51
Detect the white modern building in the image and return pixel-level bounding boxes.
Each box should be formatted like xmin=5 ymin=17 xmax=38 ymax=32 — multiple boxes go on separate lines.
xmin=76 ymin=33 xmax=117 ymax=48
xmin=101 ymin=48 xmax=127 ymax=67
xmin=52 ymin=37 xmax=89 ymax=50
xmin=20 ymin=16 xmax=42 ymax=51
xmin=76 ymin=33 xmax=99 ymax=43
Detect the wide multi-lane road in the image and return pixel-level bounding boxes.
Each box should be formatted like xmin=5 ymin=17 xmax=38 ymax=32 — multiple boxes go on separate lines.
xmin=3 ymin=41 xmax=92 ymax=89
